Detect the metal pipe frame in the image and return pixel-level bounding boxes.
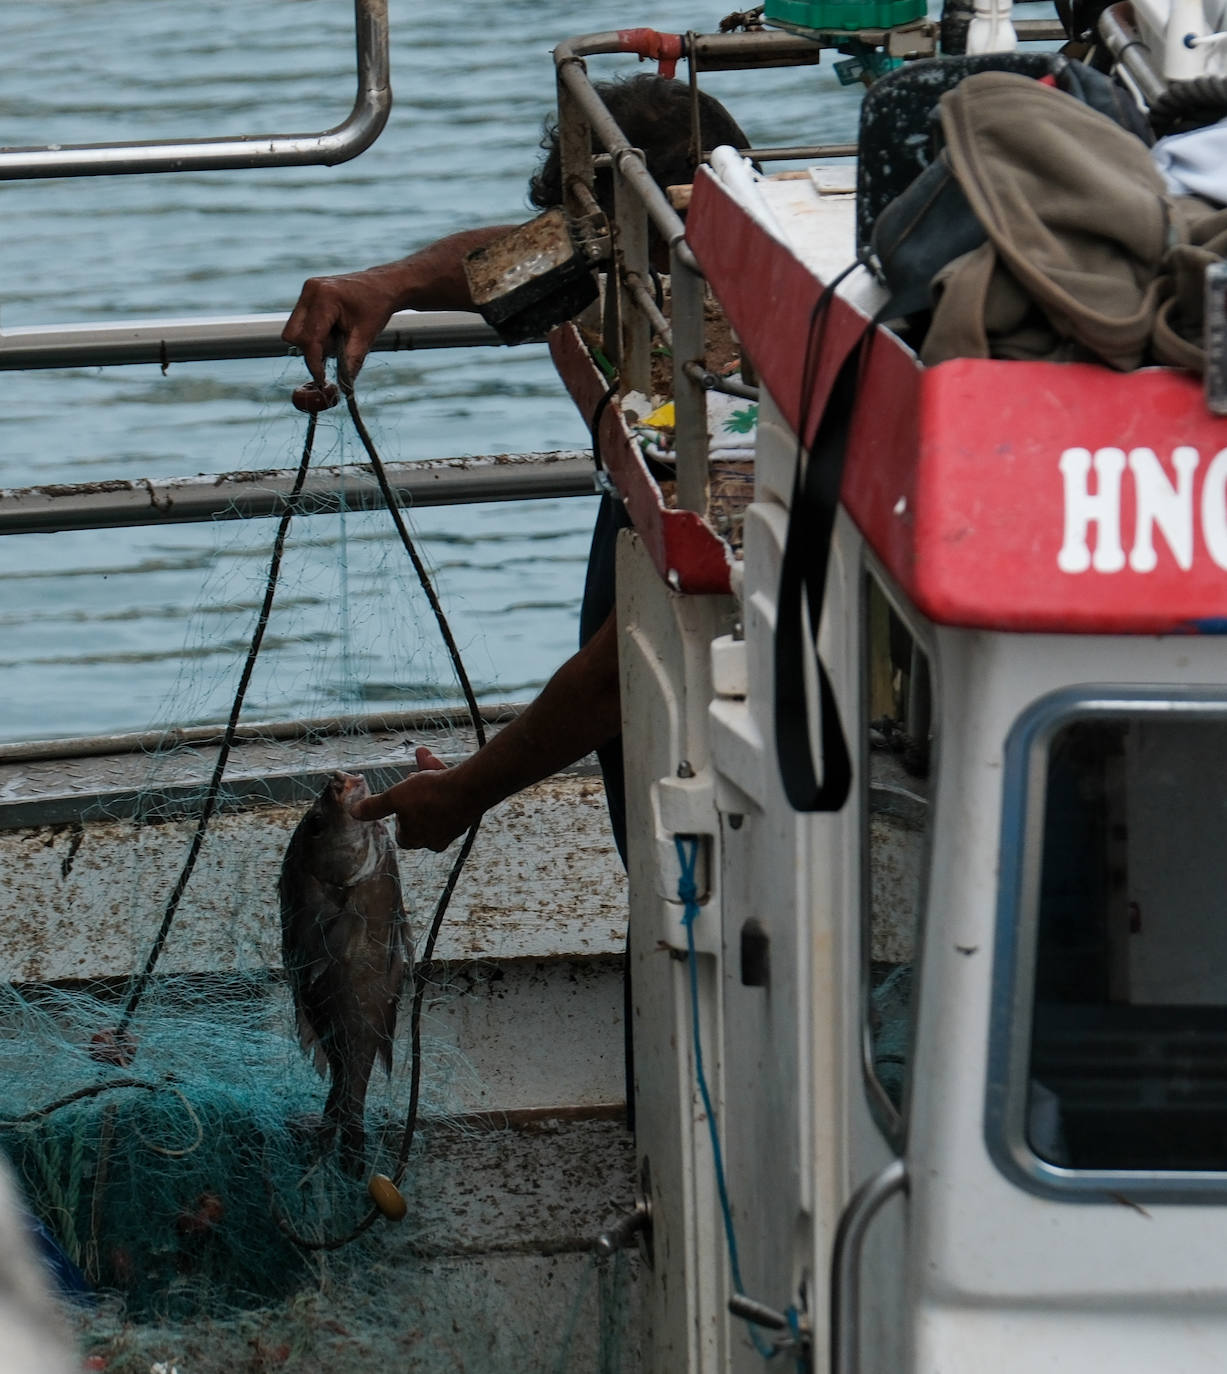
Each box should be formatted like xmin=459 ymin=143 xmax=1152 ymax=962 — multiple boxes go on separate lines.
xmin=614 ymin=161 xmax=654 ymax=399
xmin=830 ymin=1157 xmax=908 ymax=1374
xmin=554 ymin=35 xmax=699 ymax=272
xmin=671 ymin=248 xmax=710 ymax=516
xmin=623 ymin=272 xmax=673 ymax=348
xmin=0 ymin=309 xmax=500 ymax=372
xmin=749 ymin=143 xmax=858 ymax=161
xmin=552 ymin=28 xmax=828 ymax=516
xmin=0 ymin=0 xmax=390 ymax=180
xmin=684 ymin=28 xmax=836 ymax=68
xmin=1099 ymin=2 xmax=1167 ymax=107
xmin=0 ymin=451 xmax=596 ymax=537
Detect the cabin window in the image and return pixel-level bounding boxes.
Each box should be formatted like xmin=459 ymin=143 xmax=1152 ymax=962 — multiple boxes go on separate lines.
xmin=995 ymin=697 xmax=1227 ymax=1193
xmin=861 ymin=570 xmax=934 ymax=1139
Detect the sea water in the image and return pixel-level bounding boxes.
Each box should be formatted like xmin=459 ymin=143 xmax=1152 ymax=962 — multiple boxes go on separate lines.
xmin=0 ymin=0 xmax=861 ymax=743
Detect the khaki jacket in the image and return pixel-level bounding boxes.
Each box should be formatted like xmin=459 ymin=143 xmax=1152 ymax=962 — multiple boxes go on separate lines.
xmin=919 ymin=71 xmax=1227 ymax=372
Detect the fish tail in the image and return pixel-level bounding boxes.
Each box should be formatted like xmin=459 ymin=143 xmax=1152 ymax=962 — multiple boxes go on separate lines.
xmin=337 ymin=1115 xmax=367 ymax=1178
xmin=324 ymin=1064 xmax=371 ymax=1178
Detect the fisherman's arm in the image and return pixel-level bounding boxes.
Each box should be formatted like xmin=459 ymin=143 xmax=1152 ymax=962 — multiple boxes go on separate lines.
xmin=353 ymin=612 xmax=622 ymax=851
xmin=282 ymin=225 xmax=517 ymax=388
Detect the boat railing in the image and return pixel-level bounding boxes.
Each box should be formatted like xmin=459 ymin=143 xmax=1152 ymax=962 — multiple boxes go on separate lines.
xmin=551 ymin=27 xmax=887 ymax=516
xmin=553 ymin=30 xmax=830 ymax=515
xmin=0 ymin=0 xmax=390 ymax=180
xmin=0 ymin=308 xmax=596 ymax=535
xmin=550 ymin=20 xmax=1065 ymax=519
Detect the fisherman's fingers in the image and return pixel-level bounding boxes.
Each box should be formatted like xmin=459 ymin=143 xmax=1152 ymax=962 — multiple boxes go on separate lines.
xmin=354 ymin=777 xmax=441 ymax=835
xmin=282 ymin=278 xmax=338 ymax=388
xmin=284 ymin=274 xmax=386 ymax=389
xmin=394 ymin=815 xmax=456 ymax=853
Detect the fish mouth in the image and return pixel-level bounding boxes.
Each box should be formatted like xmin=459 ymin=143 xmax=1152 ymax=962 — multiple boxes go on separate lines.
xmin=328 ymin=771 xmax=371 ymax=811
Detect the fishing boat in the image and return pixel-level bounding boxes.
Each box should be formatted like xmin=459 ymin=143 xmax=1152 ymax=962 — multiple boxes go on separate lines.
xmin=3 ymin=0 xmax=1227 ymax=1369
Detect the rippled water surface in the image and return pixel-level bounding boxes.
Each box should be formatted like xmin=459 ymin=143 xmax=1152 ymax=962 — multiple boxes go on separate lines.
xmin=0 ymin=1 xmax=862 ymax=743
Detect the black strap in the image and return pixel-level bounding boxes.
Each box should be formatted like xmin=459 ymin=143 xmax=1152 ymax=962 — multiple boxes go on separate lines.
xmin=774 ymin=264 xmax=879 ymax=814
xmin=774 ymin=346 xmax=863 ymax=812
xmin=590 ymin=380 xmax=618 ymax=474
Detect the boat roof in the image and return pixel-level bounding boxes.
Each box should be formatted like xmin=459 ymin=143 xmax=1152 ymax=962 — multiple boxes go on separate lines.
xmin=686 ymin=159 xmax=1227 ymax=637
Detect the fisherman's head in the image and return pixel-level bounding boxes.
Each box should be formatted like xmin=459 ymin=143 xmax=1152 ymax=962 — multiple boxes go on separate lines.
xmin=527 ymin=73 xmax=750 ymax=218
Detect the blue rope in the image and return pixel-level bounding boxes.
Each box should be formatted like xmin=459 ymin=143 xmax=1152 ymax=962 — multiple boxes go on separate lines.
xmin=675 ymin=835 xmax=777 ymax=1361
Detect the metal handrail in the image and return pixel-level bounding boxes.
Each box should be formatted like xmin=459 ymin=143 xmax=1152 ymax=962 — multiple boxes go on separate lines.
xmin=0 ymin=451 xmax=596 ymax=536
xmin=549 ymin=28 xmax=842 ymax=514
xmin=0 ymin=0 xmax=390 ymax=180
xmin=0 ymin=309 xmax=499 ymax=371
xmin=553 ymin=29 xmax=780 ymax=272
xmin=830 ymin=1158 xmax=909 ymax=1374
xmin=1100 ymin=2 xmax=1167 ymax=107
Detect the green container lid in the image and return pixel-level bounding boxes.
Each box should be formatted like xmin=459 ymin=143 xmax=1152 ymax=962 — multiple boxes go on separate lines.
xmin=765 ymin=0 xmax=926 ymax=31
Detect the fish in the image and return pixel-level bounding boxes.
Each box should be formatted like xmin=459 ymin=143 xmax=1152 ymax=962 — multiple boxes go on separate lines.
xmin=278 ymin=770 xmax=409 ymax=1175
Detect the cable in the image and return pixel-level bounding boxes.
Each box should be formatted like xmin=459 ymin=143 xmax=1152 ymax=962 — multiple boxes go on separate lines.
xmin=117 ymin=412 xmax=321 ymax=1040
xmin=675 ymin=836 xmax=778 ymax=1361
xmin=269 ymin=376 xmax=487 ymax=1252
xmin=21 ymin=376 xmax=487 ymax=1256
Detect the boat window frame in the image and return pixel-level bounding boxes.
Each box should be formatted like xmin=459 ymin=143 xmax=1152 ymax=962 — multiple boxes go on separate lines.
xmin=858 ymin=556 xmax=936 ymax=1151
xmin=985 ymin=685 xmax=1227 ymax=1203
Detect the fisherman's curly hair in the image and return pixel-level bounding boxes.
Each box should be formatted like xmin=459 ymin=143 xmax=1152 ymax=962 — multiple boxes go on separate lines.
xmin=527 ymin=72 xmax=750 ymax=212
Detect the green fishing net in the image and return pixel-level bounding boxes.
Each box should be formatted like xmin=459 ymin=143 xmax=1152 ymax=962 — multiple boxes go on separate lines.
xmin=0 ymin=404 xmax=638 ymax=1371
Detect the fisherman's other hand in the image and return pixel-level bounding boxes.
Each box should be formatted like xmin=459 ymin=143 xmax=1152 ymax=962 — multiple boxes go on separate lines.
xmin=282 ymin=269 xmax=401 ymax=390
xmin=350 ymin=746 xmax=473 ymax=852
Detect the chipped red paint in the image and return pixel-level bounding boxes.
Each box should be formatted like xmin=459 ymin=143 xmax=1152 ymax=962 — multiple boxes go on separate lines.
xmin=686 ymin=166 xmax=1227 ymax=635
xmin=549 ymin=322 xmax=735 ymax=595
xmin=615 ymin=28 xmax=685 ymax=78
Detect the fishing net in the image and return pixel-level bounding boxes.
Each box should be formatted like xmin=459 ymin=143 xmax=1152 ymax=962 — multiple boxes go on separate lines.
xmin=0 ymin=390 xmax=638 ymax=1370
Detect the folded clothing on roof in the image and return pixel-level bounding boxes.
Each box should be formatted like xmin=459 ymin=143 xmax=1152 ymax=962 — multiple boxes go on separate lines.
xmin=1153 ymin=115 xmax=1227 ymax=204
xmin=921 ymin=72 xmax=1170 ymax=370
xmin=872 ymin=69 xmax=1227 ymax=374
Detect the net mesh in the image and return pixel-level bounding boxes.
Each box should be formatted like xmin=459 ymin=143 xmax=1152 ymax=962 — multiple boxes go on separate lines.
xmin=0 ymin=398 xmax=638 ymax=1370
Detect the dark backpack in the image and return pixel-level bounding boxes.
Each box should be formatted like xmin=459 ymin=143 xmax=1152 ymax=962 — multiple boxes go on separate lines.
xmin=859 ymin=54 xmax=1153 ymax=315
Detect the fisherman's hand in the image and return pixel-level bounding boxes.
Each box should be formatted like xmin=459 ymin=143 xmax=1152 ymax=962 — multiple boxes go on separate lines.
xmin=282 ymin=269 xmax=401 ymax=389
xmin=350 ymin=746 xmax=476 ymax=852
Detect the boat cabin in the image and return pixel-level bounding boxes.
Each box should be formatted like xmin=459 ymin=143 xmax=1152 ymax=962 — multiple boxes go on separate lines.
xmin=544 ymin=10 xmax=1227 ymax=1372
xmin=4 ymin=1 xmax=1227 ymax=1370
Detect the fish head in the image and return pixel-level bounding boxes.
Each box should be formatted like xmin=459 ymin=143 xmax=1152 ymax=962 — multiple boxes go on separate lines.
xmin=326 ymin=770 xmax=371 ymax=812
xmin=295 ymin=770 xmax=386 ymax=887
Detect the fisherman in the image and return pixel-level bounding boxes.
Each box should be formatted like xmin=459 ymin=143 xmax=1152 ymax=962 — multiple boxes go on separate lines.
xmin=283 ymin=75 xmax=750 ymax=864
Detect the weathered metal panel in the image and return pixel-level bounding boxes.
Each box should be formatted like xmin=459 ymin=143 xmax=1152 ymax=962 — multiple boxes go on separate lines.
xmin=0 ymin=773 xmax=626 ymax=983
xmin=429 ymin=956 xmax=627 ymax=1115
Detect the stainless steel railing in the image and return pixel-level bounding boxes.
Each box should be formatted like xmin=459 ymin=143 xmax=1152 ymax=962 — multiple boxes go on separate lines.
xmin=550 ymin=28 xmax=840 ymax=515
xmin=0 ymin=451 xmax=596 ymax=536
xmin=0 ymin=310 xmax=498 ymax=371
xmin=0 ymin=0 xmax=390 ymax=180
xmin=0 ymin=306 xmax=603 ymax=535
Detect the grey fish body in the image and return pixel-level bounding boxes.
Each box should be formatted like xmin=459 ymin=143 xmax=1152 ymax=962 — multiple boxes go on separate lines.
xmin=279 ymin=771 xmax=409 ymax=1175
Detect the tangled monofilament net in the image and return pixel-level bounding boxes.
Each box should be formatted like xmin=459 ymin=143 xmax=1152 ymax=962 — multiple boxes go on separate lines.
xmin=0 ymin=399 xmax=638 ymax=1370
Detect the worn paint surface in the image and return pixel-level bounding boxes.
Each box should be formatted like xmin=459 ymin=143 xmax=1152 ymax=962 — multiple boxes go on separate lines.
xmin=549 ymin=322 xmax=736 ymax=595
xmin=429 ymin=956 xmax=627 ymax=1114
xmin=0 ymin=773 xmax=626 ymax=983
